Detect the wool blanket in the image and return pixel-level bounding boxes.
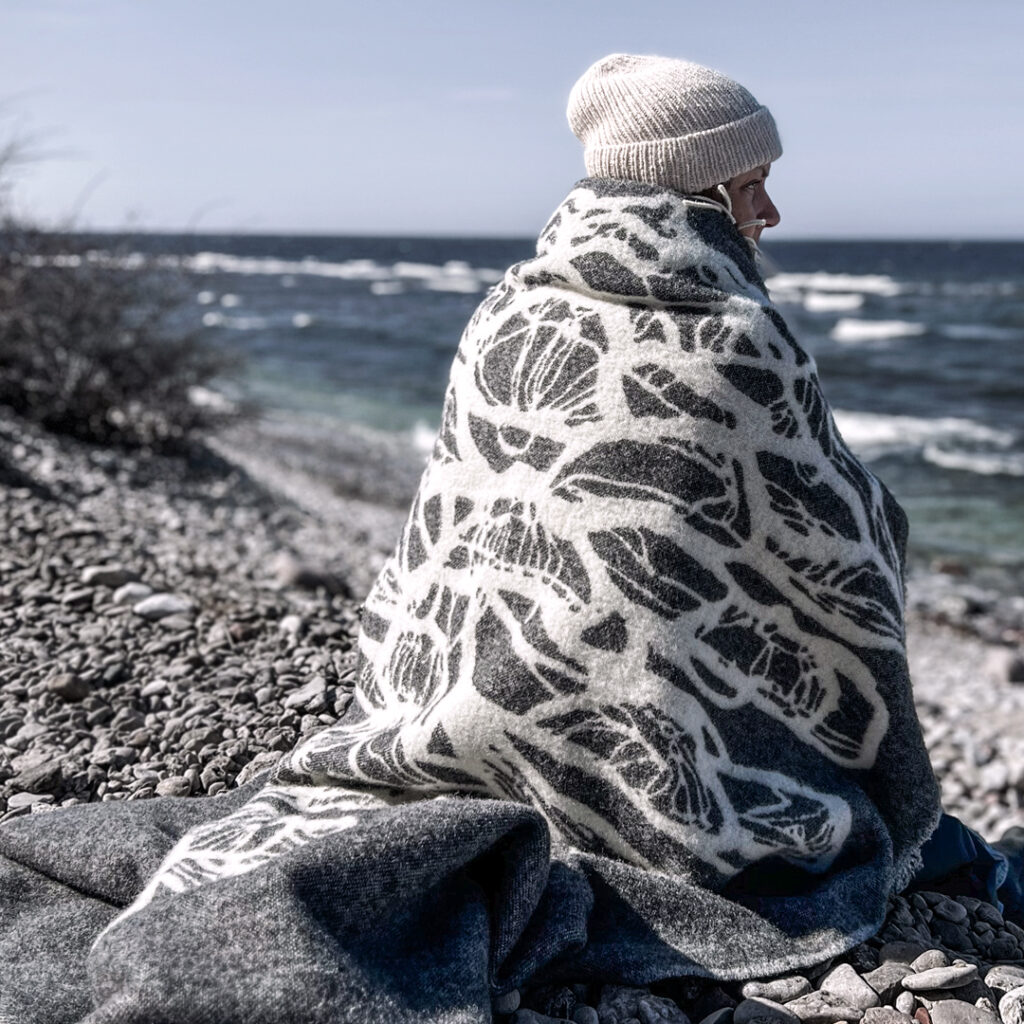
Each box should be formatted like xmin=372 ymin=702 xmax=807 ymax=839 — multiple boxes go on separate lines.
xmin=0 ymin=179 xmax=943 ymax=1023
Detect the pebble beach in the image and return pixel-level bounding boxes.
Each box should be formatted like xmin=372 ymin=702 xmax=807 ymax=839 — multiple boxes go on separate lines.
xmin=2 ymin=404 xmax=1024 ymax=1023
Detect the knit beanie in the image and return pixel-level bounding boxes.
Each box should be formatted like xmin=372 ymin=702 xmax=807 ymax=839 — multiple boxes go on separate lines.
xmin=567 ymin=53 xmax=782 ymax=194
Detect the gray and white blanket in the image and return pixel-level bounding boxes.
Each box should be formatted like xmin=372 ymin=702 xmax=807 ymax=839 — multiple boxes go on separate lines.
xmin=0 ymin=179 xmax=942 ymax=1023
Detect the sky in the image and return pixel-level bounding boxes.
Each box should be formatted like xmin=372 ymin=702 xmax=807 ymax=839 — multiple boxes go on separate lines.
xmin=2 ymin=0 xmax=1023 ymax=239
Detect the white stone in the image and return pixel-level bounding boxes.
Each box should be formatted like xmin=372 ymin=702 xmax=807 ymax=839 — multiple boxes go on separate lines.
xmin=133 ymin=593 xmax=194 ymax=620
xmin=113 ymin=581 xmax=154 ymax=605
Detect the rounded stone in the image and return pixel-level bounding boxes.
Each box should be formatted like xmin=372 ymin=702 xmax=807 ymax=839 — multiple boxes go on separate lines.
xmin=818 ymin=963 xmax=880 ymax=1011
xmin=911 ymin=951 xmax=950 ymax=973
xmin=573 ymin=1008 xmax=600 ymax=1024
xmin=896 ymin=993 xmax=917 ymax=1015
xmin=47 ymin=672 xmax=89 ymax=702
xmin=984 ymin=966 xmax=1024 ymax=999
xmin=928 ymin=1001 xmax=999 ymax=1024
xmin=155 ymin=776 xmax=192 ymax=798
xmin=742 ymin=978 xmax=812 ymax=1004
xmin=903 ymin=965 xmax=979 ymax=993
xmin=735 ymin=999 xmax=800 ymax=1024
xmin=1000 ymin=987 xmax=1024 ymax=1024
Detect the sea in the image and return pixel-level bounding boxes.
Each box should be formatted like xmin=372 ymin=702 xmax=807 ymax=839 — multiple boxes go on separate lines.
xmin=91 ymin=233 xmax=1024 ymax=586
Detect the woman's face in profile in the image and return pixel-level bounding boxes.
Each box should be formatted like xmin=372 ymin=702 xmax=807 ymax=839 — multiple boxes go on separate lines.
xmin=725 ymin=164 xmax=780 ymax=241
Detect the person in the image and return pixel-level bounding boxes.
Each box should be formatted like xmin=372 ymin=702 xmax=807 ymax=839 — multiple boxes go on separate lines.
xmin=1 ymin=52 xmax=1020 ymax=1024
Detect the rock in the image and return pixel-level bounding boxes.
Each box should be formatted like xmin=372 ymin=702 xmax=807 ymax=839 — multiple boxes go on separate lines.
xmin=140 ymin=678 xmax=170 ymax=698
xmin=113 ymin=582 xmax=153 ymax=605
xmin=494 ymin=989 xmax=520 ymax=1015
xmin=513 ymin=1012 xmax=561 ymax=1024
xmin=881 ymin=943 xmax=929 ymax=964
xmin=913 ymin=1009 xmax=930 ymax=1024
xmin=596 ymin=986 xmax=689 ymax=1024
xmin=6 ymin=792 xmax=53 ymax=811
xmin=734 ymin=998 xmax=798 ymax=1024
xmin=911 ymin=952 xmax=950 ymax=973
xmin=896 ymin=993 xmax=917 ymax=1015
xmin=984 ymin=966 xmax=1024 ymax=999
xmin=1000 ymin=987 xmax=1024 ymax=1024
xmin=932 ymin=898 xmax=968 ymax=924
xmin=47 ymin=672 xmax=89 ymax=701
xmin=862 ymin=1009 xmax=914 ymax=1024
xmin=928 ymin=1002 xmax=998 ymax=1024
xmin=863 ymin=962 xmax=915 ymax=1003
xmin=283 ymin=676 xmax=327 ymax=712
xmin=61 ymin=587 xmax=94 ymax=607
xmin=742 ymin=979 xmax=812 ymax=1004
xmin=133 ymin=593 xmax=194 ymax=620
xmin=574 ymin=1008 xmax=600 ymax=1024
xmin=13 ymin=758 xmax=62 ymax=794
xmin=784 ymin=992 xmax=864 ymax=1023
xmin=155 ymin=776 xmax=192 ymax=798
xmin=903 ymin=965 xmax=978 ymax=992
xmin=818 ymin=963 xmax=880 ymax=1010
xmin=81 ymin=565 xmax=139 ymax=587
xmin=278 ymin=614 xmax=305 ymax=637
xmin=697 ymin=1010 xmax=733 ymax=1024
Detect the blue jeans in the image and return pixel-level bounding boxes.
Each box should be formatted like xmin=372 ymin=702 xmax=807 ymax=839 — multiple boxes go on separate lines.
xmin=910 ymin=814 xmax=1024 ymax=922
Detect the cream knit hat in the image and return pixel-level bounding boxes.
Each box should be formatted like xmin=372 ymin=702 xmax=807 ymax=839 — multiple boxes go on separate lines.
xmin=567 ymin=53 xmax=782 ymax=194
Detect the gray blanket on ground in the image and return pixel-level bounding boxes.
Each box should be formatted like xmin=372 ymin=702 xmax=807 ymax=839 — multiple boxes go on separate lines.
xmin=0 ymin=179 xmax=942 ymax=1023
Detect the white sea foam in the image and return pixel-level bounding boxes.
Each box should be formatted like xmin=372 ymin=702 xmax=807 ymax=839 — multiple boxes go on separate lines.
xmin=201 ymin=311 xmax=267 ymax=330
xmin=833 ymin=410 xmax=1015 ymax=452
xmin=923 ymin=446 xmax=1024 ymax=477
xmin=25 ymin=248 xmax=502 ymax=294
xmin=219 ymin=293 xmax=241 ymax=308
xmin=803 ymin=291 xmax=865 ymax=313
xmin=939 ymin=323 xmax=1022 ymax=342
xmin=370 ymin=281 xmax=404 ymax=296
xmin=769 ymin=271 xmax=903 ymax=297
xmin=830 ymin=318 xmax=926 ymax=343
xmin=291 ymin=312 xmax=313 ymax=329
xmin=833 ymin=410 xmax=1021 ymax=476
xmin=196 ymin=290 xmax=216 ymax=305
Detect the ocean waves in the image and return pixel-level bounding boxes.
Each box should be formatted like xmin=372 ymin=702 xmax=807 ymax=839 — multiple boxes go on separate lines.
xmin=834 ymin=410 xmax=1024 ymax=478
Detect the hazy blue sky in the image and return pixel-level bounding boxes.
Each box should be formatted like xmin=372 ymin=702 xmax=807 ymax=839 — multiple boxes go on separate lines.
xmin=2 ymin=0 xmax=1022 ymax=238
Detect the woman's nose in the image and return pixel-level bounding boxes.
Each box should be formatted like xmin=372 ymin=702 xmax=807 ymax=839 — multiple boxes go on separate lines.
xmin=761 ymin=192 xmax=781 ymax=228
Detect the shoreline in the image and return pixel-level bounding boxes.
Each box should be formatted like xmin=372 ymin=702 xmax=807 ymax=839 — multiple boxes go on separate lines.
xmin=1 ymin=405 xmax=1022 ymax=831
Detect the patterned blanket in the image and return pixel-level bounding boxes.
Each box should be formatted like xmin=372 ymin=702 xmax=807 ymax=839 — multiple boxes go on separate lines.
xmin=0 ymin=180 xmax=942 ymax=1023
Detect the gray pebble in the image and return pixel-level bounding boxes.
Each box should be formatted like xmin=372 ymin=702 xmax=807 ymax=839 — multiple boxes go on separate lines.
xmin=818 ymin=963 xmax=880 ymax=1011
xmin=862 ymin=1009 xmax=914 ymax=1024
xmin=863 ymin=961 xmax=914 ymax=1003
xmin=895 ymin=993 xmax=917 ymax=1015
xmin=984 ymin=966 xmax=1024 ymax=998
xmin=932 ymin=898 xmax=969 ymax=924
xmin=512 ymin=1012 xmax=561 ymax=1024
xmin=133 ymin=593 xmax=194 ymax=620
xmin=697 ymin=1010 xmax=734 ymax=1024
xmin=573 ymin=1008 xmax=600 ymax=1024
xmin=742 ymin=978 xmax=812 ymax=1003
xmin=81 ymin=565 xmax=138 ymax=587
xmin=783 ymin=992 xmax=864 ymax=1024
xmin=734 ymin=1000 xmax=799 ymax=1024
xmin=155 ymin=776 xmax=192 ymax=798
xmin=911 ymin=950 xmax=950 ymax=972
xmin=493 ymin=989 xmax=520 ymax=1015
xmin=113 ymin=581 xmax=153 ymax=605
xmin=1000 ymin=987 xmax=1024 ymax=1024
xmin=928 ymin=1000 xmax=999 ymax=1024
xmin=47 ymin=672 xmax=90 ymax=702
xmin=903 ymin=965 xmax=978 ymax=992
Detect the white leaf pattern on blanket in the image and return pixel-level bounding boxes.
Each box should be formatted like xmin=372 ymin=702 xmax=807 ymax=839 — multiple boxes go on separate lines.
xmin=272 ymin=182 xmax=922 ymax=882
